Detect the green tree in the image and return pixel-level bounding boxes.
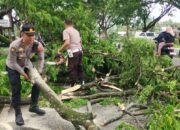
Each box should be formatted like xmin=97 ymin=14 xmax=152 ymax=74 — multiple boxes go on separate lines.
xmin=87 ymin=0 xmax=139 ymax=38
xmin=136 ymin=1 xmax=173 ymax=32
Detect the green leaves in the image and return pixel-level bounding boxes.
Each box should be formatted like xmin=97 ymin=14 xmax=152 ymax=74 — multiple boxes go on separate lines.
xmin=64 ymin=99 xmax=88 ymax=108
xmin=100 ymin=97 xmax=121 ymax=106
xmin=148 ymin=104 xmax=180 ymax=130
xmin=138 ymin=85 xmax=154 ymax=103
xmin=116 ymin=122 xmax=137 ymax=130
xmin=0 ymin=57 xmax=10 ymax=96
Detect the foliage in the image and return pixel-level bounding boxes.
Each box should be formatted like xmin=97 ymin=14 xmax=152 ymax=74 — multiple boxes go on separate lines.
xmin=48 ymin=83 xmax=63 ymax=94
xmin=20 ymin=78 xmax=32 ymax=97
xmin=0 ymin=34 xmax=11 ymax=46
xmin=38 ymin=98 xmax=51 ymax=108
xmin=44 ymin=42 xmax=65 ymax=82
xmin=64 ymin=99 xmax=88 ymax=108
xmin=116 ymin=122 xmax=137 ymax=130
xmin=100 ymin=97 xmax=121 ymax=106
xmin=116 ymin=38 xmax=174 ymax=90
xmin=147 ymin=104 xmax=180 ymax=130
xmin=0 ymin=55 xmax=10 ymax=96
xmin=83 ymin=39 xmax=120 ymax=79
xmin=117 ymin=39 xmax=156 ymax=88
xmin=138 ymin=85 xmax=154 ymax=103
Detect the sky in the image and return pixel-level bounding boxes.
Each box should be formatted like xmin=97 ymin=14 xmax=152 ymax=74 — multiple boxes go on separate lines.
xmin=151 ymin=3 xmax=180 ymax=23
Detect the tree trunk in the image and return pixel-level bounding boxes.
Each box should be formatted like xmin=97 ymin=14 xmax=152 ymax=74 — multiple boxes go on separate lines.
xmin=61 ymin=90 xmax=135 ymax=100
xmin=28 ymin=68 xmax=98 ymax=130
xmin=100 ymin=28 xmax=108 ymax=39
xmin=142 ymin=5 xmax=172 ymax=32
xmin=125 ymin=18 xmax=130 ymax=38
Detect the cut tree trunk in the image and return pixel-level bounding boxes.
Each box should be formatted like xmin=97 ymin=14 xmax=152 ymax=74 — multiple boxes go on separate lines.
xmin=28 ymin=68 xmax=98 ymax=130
xmin=61 ymin=85 xmax=81 ymax=94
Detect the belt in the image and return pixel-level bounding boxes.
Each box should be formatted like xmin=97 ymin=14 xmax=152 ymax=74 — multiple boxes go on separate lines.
xmin=71 ymin=48 xmax=82 ymax=53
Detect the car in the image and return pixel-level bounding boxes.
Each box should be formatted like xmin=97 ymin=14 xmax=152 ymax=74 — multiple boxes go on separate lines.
xmin=135 ymin=32 xmax=157 ymax=40
xmin=118 ymin=31 xmax=126 ymax=37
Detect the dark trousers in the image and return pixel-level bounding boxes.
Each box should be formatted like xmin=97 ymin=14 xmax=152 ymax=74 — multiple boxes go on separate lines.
xmin=6 ymin=66 xmax=40 ymax=107
xmin=68 ymin=51 xmax=84 ymax=86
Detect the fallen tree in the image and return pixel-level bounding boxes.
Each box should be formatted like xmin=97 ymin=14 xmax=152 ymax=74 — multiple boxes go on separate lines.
xmin=60 ymin=90 xmax=135 ymax=100
xmin=28 ymin=68 xmax=98 ymax=130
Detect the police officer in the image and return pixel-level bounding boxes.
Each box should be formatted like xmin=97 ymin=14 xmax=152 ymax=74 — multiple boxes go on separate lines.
xmin=155 ymin=27 xmax=175 ymax=57
xmin=57 ymin=20 xmax=84 ymax=86
xmin=6 ymin=23 xmax=45 ymax=126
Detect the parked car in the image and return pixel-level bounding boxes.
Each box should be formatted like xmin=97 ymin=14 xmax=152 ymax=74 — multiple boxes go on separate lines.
xmin=135 ymin=32 xmax=157 ymax=40
xmin=118 ymin=31 xmax=126 ymax=37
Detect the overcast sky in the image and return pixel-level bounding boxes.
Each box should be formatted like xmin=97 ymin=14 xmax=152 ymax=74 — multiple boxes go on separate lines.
xmin=151 ymin=4 xmax=180 ymax=23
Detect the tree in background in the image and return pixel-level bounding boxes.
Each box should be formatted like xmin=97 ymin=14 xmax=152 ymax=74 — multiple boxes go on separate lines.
xmin=1 ymin=0 xmax=180 ymax=41
xmin=136 ymin=0 xmax=173 ymax=32
xmin=0 ymin=0 xmax=96 ymax=44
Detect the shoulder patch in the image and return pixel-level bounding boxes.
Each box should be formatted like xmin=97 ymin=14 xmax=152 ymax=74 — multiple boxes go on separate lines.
xmin=10 ymin=47 xmax=16 ymax=52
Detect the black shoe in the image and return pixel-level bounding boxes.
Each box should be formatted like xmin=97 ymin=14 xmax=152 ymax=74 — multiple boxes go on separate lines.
xmin=14 ymin=106 xmax=24 ymax=126
xmin=29 ymin=106 xmax=45 ymax=115
xmin=15 ymin=114 xmax=24 ymax=126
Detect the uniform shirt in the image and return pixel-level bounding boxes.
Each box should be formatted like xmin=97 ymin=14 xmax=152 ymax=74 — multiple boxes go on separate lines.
xmin=6 ymin=38 xmax=44 ymax=75
xmin=63 ymin=26 xmax=82 ymax=51
xmin=155 ymin=31 xmax=175 ymax=44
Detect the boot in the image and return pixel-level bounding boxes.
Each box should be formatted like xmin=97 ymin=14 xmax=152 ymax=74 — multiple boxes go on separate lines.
xmin=29 ymin=104 xmax=45 ymax=115
xmin=14 ymin=106 xmax=24 ymax=126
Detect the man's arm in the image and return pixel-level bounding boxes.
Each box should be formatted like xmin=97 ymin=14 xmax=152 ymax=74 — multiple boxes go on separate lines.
xmin=58 ymin=39 xmax=70 ymax=53
xmin=37 ymin=42 xmax=44 ymax=74
xmin=157 ymin=42 xmax=165 ymax=56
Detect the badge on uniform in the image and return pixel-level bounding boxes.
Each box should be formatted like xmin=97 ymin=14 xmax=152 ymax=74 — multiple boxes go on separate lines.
xmin=18 ymin=47 xmax=24 ymax=53
xmin=10 ymin=47 xmax=16 ymax=52
xmin=67 ymin=49 xmax=74 ymax=58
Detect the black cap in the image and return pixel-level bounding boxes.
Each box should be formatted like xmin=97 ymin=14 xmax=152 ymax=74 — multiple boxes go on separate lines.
xmin=21 ymin=23 xmax=35 ymax=36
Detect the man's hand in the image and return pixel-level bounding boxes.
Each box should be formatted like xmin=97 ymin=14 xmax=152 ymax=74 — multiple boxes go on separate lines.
xmin=55 ymin=58 xmax=65 ymax=65
xmin=22 ymin=73 xmax=30 ymax=80
xmin=57 ymin=49 xmax=62 ymax=55
xmin=54 ymin=53 xmax=64 ymax=65
xmin=156 ymin=53 xmax=160 ymax=57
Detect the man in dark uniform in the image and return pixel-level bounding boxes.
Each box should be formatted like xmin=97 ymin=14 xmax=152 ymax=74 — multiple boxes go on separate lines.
xmin=155 ymin=27 xmax=175 ymax=57
xmin=57 ymin=20 xmax=84 ymax=86
xmin=6 ymin=23 xmax=45 ymax=126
